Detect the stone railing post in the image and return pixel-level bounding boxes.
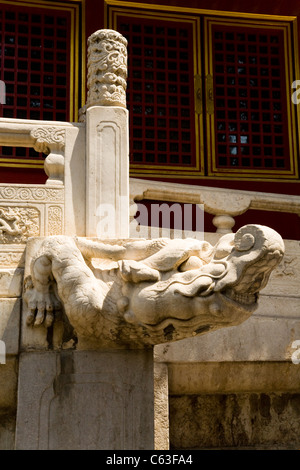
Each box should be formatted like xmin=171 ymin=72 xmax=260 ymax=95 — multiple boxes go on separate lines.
xmin=30 ymin=127 xmax=65 ymax=185
xmin=212 ymin=214 xmax=236 ymax=233
xmin=85 ymin=29 xmax=129 ymax=238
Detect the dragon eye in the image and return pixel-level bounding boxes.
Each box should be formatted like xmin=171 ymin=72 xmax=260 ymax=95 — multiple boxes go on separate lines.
xmin=235 ymin=233 xmax=255 ymax=252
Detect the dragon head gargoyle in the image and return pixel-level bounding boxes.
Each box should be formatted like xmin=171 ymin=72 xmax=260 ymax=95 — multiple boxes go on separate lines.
xmin=24 ymin=224 xmax=284 ymax=348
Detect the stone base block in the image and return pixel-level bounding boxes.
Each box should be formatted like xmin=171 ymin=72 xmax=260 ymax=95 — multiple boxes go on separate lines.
xmin=15 ymin=349 xmax=154 ymax=450
xmin=0 ymin=298 xmax=20 ymax=355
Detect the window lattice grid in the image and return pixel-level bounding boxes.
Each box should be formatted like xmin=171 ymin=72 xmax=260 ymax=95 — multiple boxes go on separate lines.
xmin=118 ymin=17 xmax=196 ymax=167
xmin=0 ymin=6 xmax=70 ymax=121
xmin=212 ymin=25 xmax=290 ymax=171
xmin=0 ymin=4 xmax=71 ymax=164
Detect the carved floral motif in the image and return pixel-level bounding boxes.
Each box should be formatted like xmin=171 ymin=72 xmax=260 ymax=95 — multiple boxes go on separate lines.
xmin=30 ymin=127 xmax=65 ymax=154
xmin=29 ymin=127 xmax=65 ymax=185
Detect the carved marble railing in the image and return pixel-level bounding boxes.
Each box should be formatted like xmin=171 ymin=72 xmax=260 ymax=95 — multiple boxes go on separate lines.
xmin=130 ymin=177 xmax=300 ymax=234
xmin=0 ymin=118 xmax=86 ymax=241
xmin=0 ymin=118 xmax=84 ymax=185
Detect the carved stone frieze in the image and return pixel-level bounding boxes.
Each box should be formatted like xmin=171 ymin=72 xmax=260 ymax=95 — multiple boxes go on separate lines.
xmin=0 ymin=250 xmax=25 ymax=267
xmin=86 ymin=29 xmax=127 ymax=108
xmin=0 ymin=185 xmax=65 ymax=241
xmin=0 ymin=185 xmax=64 ymax=203
xmin=0 ymin=206 xmax=39 ymax=243
xmin=23 ymin=225 xmax=284 ymax=349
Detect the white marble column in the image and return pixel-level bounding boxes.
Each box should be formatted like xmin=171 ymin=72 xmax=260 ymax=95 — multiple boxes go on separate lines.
xmin=85 ymin=29 xmax=129 ymax=238
xmin=86 ymin=105 xmax=129 ymax=238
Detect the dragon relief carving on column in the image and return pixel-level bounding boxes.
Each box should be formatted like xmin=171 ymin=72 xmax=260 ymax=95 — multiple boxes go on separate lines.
xmin=86 ymin=29 xmax=128 ymax=109
xmin=23 ymin=225 xmax=284 ymax=348
xmin=0 ymin=206 xmax=39 ymax=243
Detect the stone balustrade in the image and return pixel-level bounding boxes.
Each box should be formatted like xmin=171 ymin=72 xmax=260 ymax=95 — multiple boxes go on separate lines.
xmin=1 ymin=116 xmax=299 ymax=237
xmin=0 ymin=118 xmax=84 ymax=186
xmin=0 ymin=118 xmax=86 ymax=238
xmin=130 ymin=177 xmax=300 ymax=234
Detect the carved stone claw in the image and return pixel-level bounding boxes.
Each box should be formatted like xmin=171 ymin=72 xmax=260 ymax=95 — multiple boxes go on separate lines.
xmin=23 ymin=276 xmax=62 ymax=328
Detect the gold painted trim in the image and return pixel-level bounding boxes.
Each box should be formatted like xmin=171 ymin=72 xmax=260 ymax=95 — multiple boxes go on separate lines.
xmin=129 ymin=170 xmax=300 ymax=182
xmin=130 ymin=165 xmax=295 ymax=175
xmin=130 ymin=169 xmax=209 ymax=176
xmin=0 ymin=164 xmax=44 ymax=168
xmin=105 ymin=1 xmax=296 ymax=23
xmin=0 ymin=0 xmax=73 ymax=7
xmin=81 ymin=0 xmax=86 ymax=109
xmin=293 ymin=19 xmax=300 ymax=178
xmin=130 ymin=165 xmax=199 ymax=171
xmin=0 ymin=161 xmax=44 ymax=166
xmin=69 ymin=8 xmax=75 ymax=121
xmin=0 ymin=158 xmax=44 ymax=163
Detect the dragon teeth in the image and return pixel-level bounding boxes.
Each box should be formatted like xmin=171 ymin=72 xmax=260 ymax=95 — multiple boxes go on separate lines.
xmin=227 ymin=289 xmax=256 ymax=305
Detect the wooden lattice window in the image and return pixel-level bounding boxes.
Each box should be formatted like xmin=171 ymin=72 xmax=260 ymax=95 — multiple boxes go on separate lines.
xmin=0 ymin=0 xmax=81 ymax=182
xmin=1 ymin=6 xmax=70 ymax=121
xmin=110 ymin=8 xmax=203 ymax=178
xmin=205 ymin=17 xmax=298 ymax=179
xmin=118 ymin=17 xmax=196 ymax=168
xmin=108 ymin=2 xmax=299 ymax=181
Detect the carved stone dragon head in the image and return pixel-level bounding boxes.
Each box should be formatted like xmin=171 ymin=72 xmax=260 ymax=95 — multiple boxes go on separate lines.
xmin=120 ymin=225 xmax=284 ymax=345
xmin=24 ymin=225 xmax=284 ymax=349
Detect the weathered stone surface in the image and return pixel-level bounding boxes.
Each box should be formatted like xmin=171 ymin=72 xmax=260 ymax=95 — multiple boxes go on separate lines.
xmin=0 ymin=357 xmax=18 ymax=449
xmin=0 ymin=268 xmax=23 ymax=298
xmin=0 ymin=298 xmax=20 ymax=355
xmin=15 ymin=350 xmax=154 ymax=450
xmin=0 ymin=357 xmax=18 ymax=410
xmin=261 ymin=239 xmax=300 ymax=297
xmin=155 ymin=303 xmax=300 ymax=364
xmin=167 ymin=362 xmax=300 ymax=395
xmin=0 ymin=412 xmax=16 ymax=450
xmin=154 ymin=362 xmax=169 ymax=450
xmin=129 ymin=177 xmax=300 ymax=234
xmin=169 ymin=392 xmax=300 ymax=449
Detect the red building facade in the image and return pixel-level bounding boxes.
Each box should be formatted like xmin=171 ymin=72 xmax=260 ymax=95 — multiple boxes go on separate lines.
xmin=0 ymin=0 xmax=299 ymax=237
